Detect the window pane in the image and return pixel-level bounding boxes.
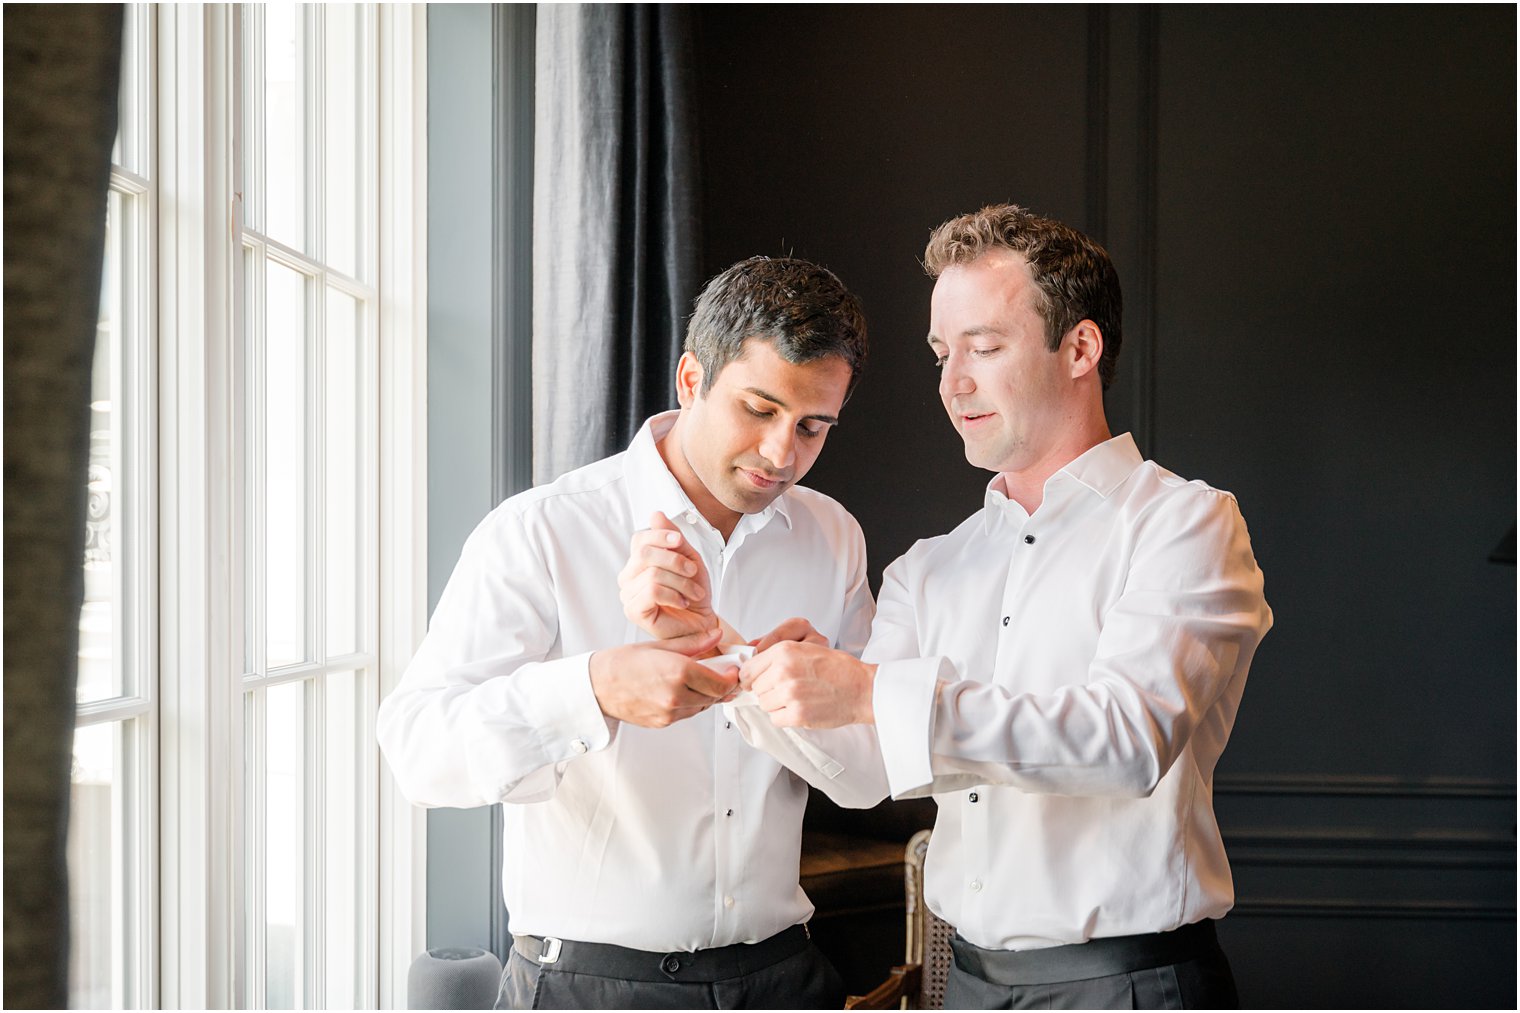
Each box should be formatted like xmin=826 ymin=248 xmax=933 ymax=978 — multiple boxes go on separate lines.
xmin=79 ymin=189 xmax=140 ymax=704
xmin=113 ymin=4 xmax=148 ymax=175
xmin=264 ymin=681 xmax=307 ymax=1010
xmin=68 ymin=720 xmax=138 ymax=1009
xmin=325 ymin=289 xmax=360 ymax=657
xmin=324 ymin=5 xmax=360 ymax=277
xmin=80 ymin=192 xmax=122 ymax=703
xmin=265 ymin=4 xmax=307 ymax=250
xmin=266 ymin=262 xmax=308 ymax=668
xmin=323 ymin=670 xmax=360 ymax=1009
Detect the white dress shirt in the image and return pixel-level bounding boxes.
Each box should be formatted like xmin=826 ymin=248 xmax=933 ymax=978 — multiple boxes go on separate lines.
xmin=859 ymin=433 xmax=1272 ymax=951
xmin=376 ymin=412 xmax=879 ymax=952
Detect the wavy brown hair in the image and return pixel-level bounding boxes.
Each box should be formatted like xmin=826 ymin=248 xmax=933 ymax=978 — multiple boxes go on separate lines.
xmin=924 ymin=204 xmax=1122 ymax=389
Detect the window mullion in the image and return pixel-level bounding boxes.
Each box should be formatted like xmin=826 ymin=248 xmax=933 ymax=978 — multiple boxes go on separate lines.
xmin=308 ymin=264 xmax=324 ymax=674
xmin=110 ymin=168 xmax=153 ymax=196
xmin=307 ymin=11 xmax=328 ymax=996
xmin=155 ymin=3 xmax=240 ymax=1007
xmin=309 ymin=3 xmax=326 ymax=265
xmin=375 ymin=7 xmax=429 ymax=1005
xmin=242 ymin=654 xmax=379 ymax=690
xmin=76 ymin=697 xmax=152 ymax=727
xmin=240 ymin=231 xmax=376 ymax=300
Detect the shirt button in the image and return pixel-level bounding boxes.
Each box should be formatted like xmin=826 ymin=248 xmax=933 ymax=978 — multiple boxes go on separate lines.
xmin=725 ymin=808 xmax=734 ymax=817
xmin=969 ymin=791 xmax=979 ymax=803
xmin=724 ymin=721 xmax=732 ymax=730
xmin=969 ymin=879 xmax=983 ymax=892
xmin=684 ymin=511 xmax=697 ymax=525
xmin=569 ymin=739 xmax=588 ymax=754
xmin=1024 ymin=534 xmax=1036 ymax=545
xmin=723 ymin=895 xmax=735 ymax=908
xmin=1001 ymin=616 xmax=1010 ymax=627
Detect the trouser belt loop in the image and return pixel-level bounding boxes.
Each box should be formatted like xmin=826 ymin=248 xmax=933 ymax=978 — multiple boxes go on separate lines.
xmin=534 ymin=937 xmax=562 ymax=965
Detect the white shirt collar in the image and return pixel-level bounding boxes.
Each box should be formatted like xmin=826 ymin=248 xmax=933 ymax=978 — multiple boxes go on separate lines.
xmin=983 ymin=432 xmax=1144 ymax=532
xmin=622 ymin=411 xmax=792 ymax=536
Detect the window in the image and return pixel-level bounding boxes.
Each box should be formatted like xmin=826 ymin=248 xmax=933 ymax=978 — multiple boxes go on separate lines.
xmin=71 ymin=6 xmax=426 ymax=1008
xmin=70 ymin=6 xmax=156 ymax=1008
xmin=236 ymin=6 xmax=379 ymax=1008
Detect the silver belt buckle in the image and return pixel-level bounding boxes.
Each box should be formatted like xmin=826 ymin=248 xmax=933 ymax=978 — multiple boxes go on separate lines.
xmin=537 ymin=937 xmax=562 ymax=965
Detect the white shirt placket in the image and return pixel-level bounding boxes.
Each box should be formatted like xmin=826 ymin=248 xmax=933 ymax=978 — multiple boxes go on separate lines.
xmin=679 ymin=509 xmax=748 ymax=944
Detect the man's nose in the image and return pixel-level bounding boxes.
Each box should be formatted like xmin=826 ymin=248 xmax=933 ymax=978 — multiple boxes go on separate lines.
xmin=940 ymin=353 xmax=974 ymax=398
xmin=758 ymin=424 xmax=796 ymax=471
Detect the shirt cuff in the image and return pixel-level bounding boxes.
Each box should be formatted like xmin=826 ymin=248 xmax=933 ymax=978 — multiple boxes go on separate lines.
xmin=464 ymin=652 xmax=612 ymax=801
xmin=872 ymin=657 xmax=945 ymax=797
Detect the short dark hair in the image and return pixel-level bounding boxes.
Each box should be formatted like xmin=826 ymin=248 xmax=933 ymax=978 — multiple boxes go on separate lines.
xmin=923 ymin=204 xmax=1123 ymax=389
xmin=685 ymin=256 xmax=868 ymax=399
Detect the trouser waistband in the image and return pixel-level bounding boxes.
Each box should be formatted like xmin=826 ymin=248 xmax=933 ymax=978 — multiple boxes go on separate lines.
xmin=512 ymin=924 xmax=811 ymax=984
xmin=951 ymin=919 xmax=1224 ymax=986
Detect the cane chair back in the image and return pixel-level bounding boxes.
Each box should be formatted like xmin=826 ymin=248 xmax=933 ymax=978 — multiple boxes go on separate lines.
xmin=844 ymin=829 xmax=953 ymax=1010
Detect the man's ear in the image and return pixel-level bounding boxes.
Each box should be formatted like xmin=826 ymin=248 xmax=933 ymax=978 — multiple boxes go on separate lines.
xmin=675 ymin=351 xmax=704 ymax=408
xmin=1065 ymin=320 xmax=1104 ymax=382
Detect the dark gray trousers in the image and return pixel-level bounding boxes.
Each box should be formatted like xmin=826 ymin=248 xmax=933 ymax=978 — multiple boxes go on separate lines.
xmin=495 ymin=930 xmax=844 ymax=1010
xmin=943 ymin=921 xmax=1240 ymax=1010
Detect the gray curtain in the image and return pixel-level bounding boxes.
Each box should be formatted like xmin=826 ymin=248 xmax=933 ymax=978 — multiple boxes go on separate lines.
xmin=532 ymin=4 xmax=701 ymax=484
xmin=3 ymin=5 xmax=124 ymax=1008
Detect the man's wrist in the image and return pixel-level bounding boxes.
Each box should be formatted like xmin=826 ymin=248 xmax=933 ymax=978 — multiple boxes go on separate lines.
xmin=855 ymin=661 xmax=878 ymax=725
xmin=587 ymin=648 xmax=616 ymax=715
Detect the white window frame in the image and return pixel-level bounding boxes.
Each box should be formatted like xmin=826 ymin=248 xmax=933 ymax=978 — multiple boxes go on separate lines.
xmin=156 ymin=5 xmax=426 ymax=1008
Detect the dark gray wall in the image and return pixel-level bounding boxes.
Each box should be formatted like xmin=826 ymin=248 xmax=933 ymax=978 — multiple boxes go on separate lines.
xmin=696 ymin=5 xmax=1516 ymax=1007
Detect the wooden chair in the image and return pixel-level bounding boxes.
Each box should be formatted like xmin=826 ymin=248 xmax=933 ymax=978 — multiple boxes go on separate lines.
xmin=844 ymin=829 xmax=954 ymax=1010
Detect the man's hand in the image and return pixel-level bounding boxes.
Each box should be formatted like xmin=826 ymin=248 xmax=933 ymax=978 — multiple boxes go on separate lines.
xmin=619 ymin=511 xmax=720 ymax=641
xmin=751 ymin=617 xmax=829 ymax=653
xmin=590 ymin=628 xmax=738 ymax=728
xmin=739 ymin=641 xmax=877 ymax=729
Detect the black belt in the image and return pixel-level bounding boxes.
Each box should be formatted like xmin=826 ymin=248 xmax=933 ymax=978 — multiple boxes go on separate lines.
xmin=513 ymin=924 xmax=811 ymax=984
xmin=952 ymin=919 xmax=1224 ymax=986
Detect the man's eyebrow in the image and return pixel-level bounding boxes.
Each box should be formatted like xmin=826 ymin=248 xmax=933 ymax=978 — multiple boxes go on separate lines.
xmin=742 ymin=386 xmax=839 ymax=426
xmin=928 ymin=324 xmax=1006 ymax=347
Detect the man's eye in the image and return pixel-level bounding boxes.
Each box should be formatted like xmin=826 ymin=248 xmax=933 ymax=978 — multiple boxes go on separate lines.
xmin=933 ymin=355 xmax=947 ymax=369
xmin=973 ymin=346 xmax=1000 ymax=357
xmin=798 ymin=424 xmax=825 ymax=440
xmin=744 ymin=403 xmax=774 ymax=419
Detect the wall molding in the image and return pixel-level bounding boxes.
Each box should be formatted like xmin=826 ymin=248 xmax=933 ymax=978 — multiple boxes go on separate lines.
xmin=1232 ymin=899 xmax=1514 ymax=921
xmin=1084 ymin=6 xmax=1109 ymax=242
xmin=1227 ymin=828 xmax=1514 ymax=871
xmin=1216 ymin=774 xmax=1516 ymax=800
xmin=1096 ymin=4 xmax=1158 ymax=457
xmin=1132 ymin=4 xmax=1158 ymax=459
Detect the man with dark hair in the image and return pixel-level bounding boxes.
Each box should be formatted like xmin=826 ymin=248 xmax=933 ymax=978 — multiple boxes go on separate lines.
xmin=735 ymin=206 xmax=1273 ymax=1008
xmin=378 ymin=256 xmax=881 ymax=1009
